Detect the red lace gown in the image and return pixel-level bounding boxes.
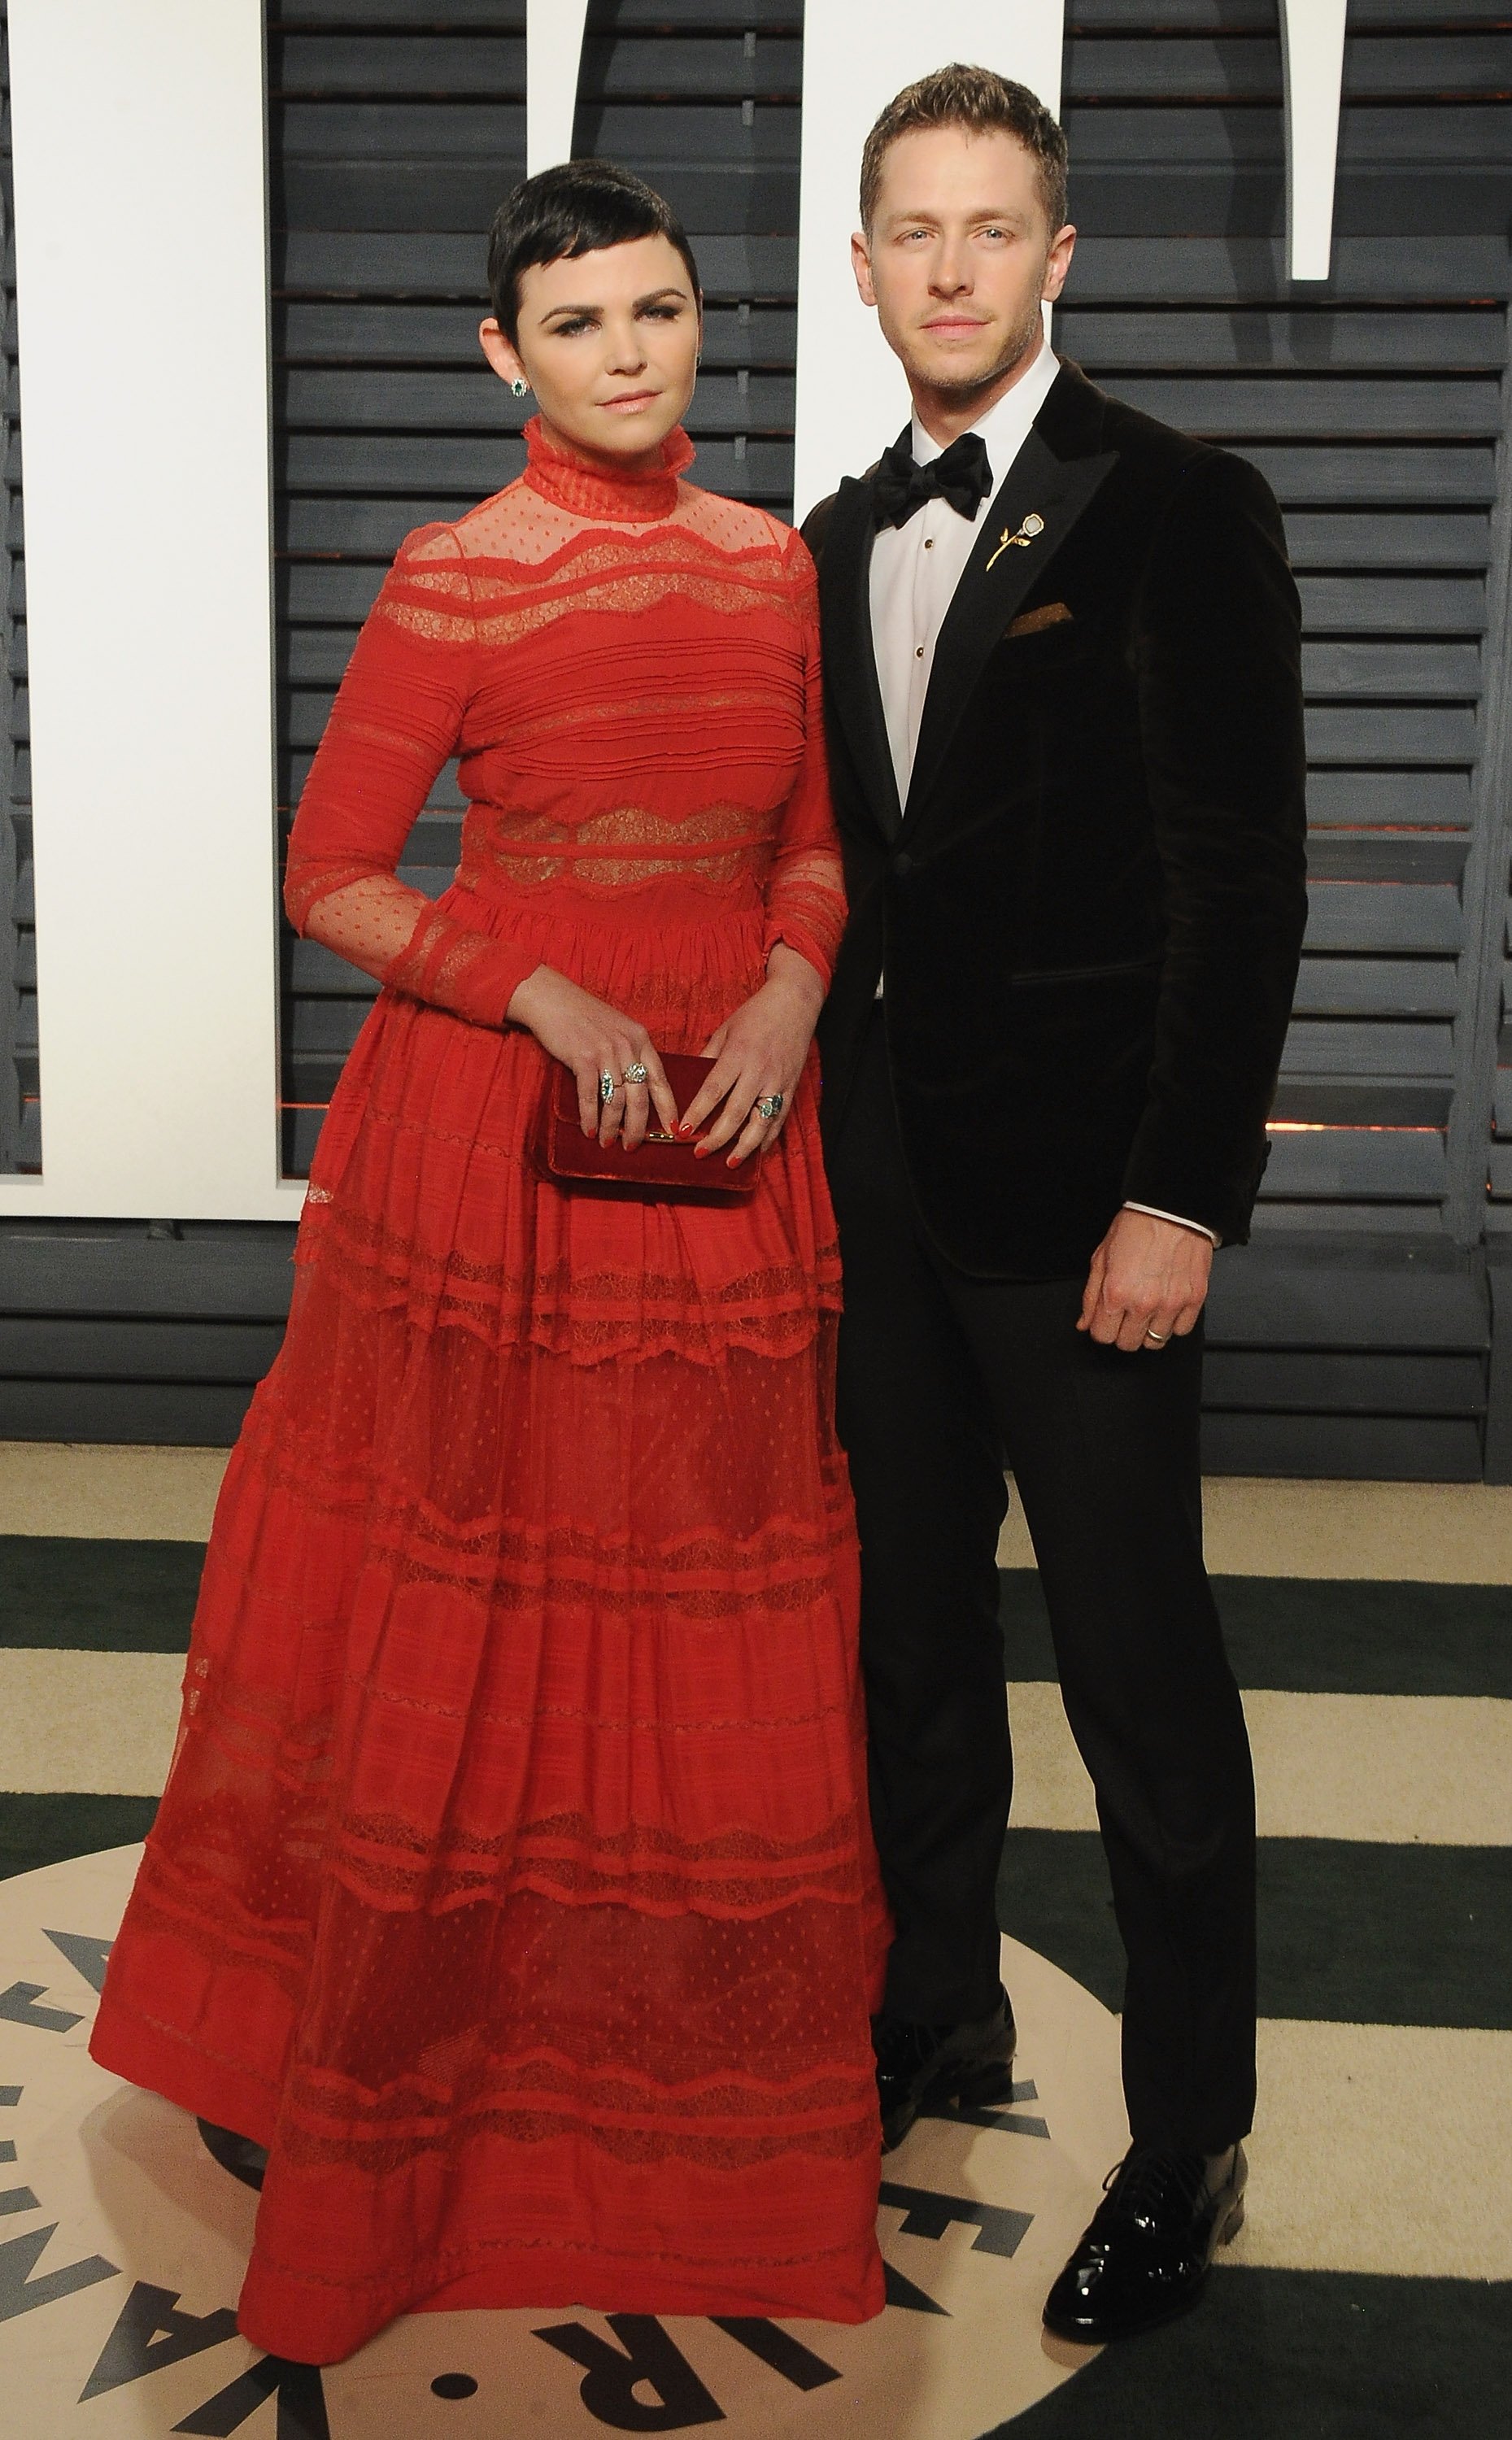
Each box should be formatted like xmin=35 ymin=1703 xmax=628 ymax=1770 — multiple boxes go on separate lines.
xmin=89 ymin=420 xmax=889 ymax=2361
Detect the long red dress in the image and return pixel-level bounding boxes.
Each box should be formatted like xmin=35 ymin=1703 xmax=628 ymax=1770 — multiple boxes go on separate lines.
xmin=89 ymin=420 xmax=889 ymax=2361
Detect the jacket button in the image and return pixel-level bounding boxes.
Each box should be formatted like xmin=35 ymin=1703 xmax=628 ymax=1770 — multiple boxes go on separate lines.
xmin=893 ymin=852 xmax=913 ymax=878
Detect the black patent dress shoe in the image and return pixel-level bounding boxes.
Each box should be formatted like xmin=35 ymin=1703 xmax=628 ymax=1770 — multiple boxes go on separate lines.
xmin=873 ymin=1985 xmax=1017 ymax=2151
xmin=1044 ymin=2142 xmax=1248 ymax=2343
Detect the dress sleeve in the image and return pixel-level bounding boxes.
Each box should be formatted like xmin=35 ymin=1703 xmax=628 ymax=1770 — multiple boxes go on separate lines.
xmin=760 ymin=527 xmax=848 ymax=991
xmin=284 ymin=523 xmax=542 ymax=1026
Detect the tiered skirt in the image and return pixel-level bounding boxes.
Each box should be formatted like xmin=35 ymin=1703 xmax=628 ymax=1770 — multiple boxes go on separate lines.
xmin=89 ymin=893 xmax=889 ymax=2362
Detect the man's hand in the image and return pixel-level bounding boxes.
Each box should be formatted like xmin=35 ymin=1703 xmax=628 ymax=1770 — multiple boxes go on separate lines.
xmin=1078 ymin=1209 xmax=1214 ymax=1353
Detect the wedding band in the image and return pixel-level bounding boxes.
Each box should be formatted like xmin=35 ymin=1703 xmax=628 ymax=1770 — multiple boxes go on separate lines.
xmin=756 ymin=1093 xmax=784 ymax=1122
xmin=599 ymin=1071 xmax=619 ymax=1103
xmin=1144 ymin=1327 xmax=1169 ymax=1344
xmin=622 ymin=1060 xmax=649 ymax=1087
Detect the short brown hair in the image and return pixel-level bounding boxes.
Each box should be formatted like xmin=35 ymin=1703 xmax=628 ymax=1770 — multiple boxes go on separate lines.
xmin=859 ymin=63 xmax=1069 ymax=237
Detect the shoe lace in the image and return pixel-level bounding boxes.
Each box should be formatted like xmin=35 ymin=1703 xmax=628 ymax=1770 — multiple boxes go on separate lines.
xmin=1100 ymin=2147 xmax=1207 ymax=2225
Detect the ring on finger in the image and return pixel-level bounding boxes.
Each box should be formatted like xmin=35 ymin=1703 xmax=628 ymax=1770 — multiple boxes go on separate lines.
xmin=756 ymin=1091 xmax=784 ymax=1122
xmin=622 ymin=1060 xmax=649 ymax=1087
xmin=599 ymin=1071 xmax=620 ymax=1104
xmin=1144 ymin=1327 xmax=1170 ymax=1344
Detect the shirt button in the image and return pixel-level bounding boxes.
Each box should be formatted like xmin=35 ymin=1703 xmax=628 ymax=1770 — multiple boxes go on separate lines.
xmin=923 ymin=538 xmax=935 ymax=550
xmin=915 ymin=644 xmax=926 ymax=658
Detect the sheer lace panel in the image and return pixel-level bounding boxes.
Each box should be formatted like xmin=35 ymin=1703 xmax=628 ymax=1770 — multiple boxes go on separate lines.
xmin=285 ymin=429 xmax=844 ymax=1022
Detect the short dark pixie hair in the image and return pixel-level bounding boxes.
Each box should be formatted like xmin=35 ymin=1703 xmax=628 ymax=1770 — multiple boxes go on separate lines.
xmin=486 ymin=159 xmax=703 ymax=343
xmin=860 ymin=63 xmax=1069 ymax=237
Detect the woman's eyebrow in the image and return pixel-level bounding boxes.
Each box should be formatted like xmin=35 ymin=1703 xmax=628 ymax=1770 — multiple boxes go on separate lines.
xmin=540 ymin=285 xmax=690 ymax=322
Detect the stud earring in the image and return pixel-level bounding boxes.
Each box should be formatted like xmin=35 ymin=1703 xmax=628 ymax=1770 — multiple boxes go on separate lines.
xmin=511 ymin=377 xmax=529 ymax=399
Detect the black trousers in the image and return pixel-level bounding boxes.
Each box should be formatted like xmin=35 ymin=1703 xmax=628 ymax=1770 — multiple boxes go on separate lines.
xmin=827 ymin=1009 xmax=1257 ymax=2153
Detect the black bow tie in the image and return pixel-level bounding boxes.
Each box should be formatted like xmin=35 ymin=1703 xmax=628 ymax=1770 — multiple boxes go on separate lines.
xmin=873 ymin=430 xmax=993 ymax=529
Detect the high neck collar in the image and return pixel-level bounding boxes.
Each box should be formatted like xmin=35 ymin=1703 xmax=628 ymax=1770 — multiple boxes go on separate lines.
xmin=521 ymin=415 xmax=695 ymax=521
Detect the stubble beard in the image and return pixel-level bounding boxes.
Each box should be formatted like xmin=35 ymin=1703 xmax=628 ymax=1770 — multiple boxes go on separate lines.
xmin=904 ymin=291 xmax=1047 ymax=410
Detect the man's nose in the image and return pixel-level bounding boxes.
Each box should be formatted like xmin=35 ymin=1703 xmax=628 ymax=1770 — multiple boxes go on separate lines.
xmin=930 ymin=250 xmax=971 ymax=295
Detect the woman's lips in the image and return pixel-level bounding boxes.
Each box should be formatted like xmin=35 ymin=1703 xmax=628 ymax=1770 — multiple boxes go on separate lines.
xmin=602 ymin=391 xmax=660 ymax=412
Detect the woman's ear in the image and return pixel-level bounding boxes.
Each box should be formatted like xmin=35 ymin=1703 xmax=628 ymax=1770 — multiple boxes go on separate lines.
xmin=479 ymin=316 xmax=528 ymax=395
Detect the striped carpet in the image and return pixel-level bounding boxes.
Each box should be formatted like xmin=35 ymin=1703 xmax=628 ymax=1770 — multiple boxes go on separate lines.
xmin=1 ymin=1445 xmax=1509 ymax=2435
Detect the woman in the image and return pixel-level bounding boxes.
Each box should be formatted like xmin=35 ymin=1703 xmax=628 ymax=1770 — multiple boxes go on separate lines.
xmin=90 ymin=161 xmax=887 ymax=2361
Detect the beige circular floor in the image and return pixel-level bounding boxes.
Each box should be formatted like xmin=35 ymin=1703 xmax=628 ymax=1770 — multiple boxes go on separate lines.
xmin=0 ymin=1847 xmax=1126 ymax=2437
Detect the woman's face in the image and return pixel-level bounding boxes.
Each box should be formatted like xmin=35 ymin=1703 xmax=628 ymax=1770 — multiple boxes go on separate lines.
xmin=480 ymin=233 xmax=700 ymax=470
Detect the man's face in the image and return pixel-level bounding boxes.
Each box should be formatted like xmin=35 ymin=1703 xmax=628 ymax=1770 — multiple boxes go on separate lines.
xmin=853 ymin=126 xmax=1074 ymax=397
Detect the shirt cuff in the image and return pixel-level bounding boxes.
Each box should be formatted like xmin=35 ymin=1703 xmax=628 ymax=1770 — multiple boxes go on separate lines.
xmin=1122 ymin=1200 xmax=1222 ymax=1249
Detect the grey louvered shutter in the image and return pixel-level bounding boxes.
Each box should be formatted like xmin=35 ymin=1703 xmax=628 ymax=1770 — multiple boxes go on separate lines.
xmin=1061 ymin=0 xmax=1512 ymax=1478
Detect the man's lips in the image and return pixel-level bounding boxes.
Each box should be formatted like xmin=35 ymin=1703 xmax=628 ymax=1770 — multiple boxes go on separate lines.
xmin=923 ymin=316 xmax=990 ymax=335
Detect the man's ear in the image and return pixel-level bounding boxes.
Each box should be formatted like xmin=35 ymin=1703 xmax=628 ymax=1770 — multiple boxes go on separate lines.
xmin=1042 ymin=223 xmax=1077 ymax=307
xmin=851 ymin=230 xmax=878 ymax=310
xmin=479 ymin=316 xmax=526 ymax=389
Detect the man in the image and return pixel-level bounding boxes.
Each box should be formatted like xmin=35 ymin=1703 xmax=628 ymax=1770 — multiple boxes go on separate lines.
xmin=803 ymin=64 xmax=1307 ymax=2344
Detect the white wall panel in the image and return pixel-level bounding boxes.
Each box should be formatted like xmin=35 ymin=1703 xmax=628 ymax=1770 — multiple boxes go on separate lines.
xmin=1 ymin=0 xmax=298 ymax=1220
xmin=527 ymin=0 xmax=592 ymax=176
xmin=793 ymin=2 xmax=1065 ymax=521
xmin=1281 ymin=0 xmax=1349 ymax=283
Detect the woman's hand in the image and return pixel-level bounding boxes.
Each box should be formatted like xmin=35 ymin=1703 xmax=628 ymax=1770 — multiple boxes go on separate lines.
xmin=680 ymin=944 xmax=826 ymax=1169
xmin=507 ymin=965 xmax=678 ymax=1148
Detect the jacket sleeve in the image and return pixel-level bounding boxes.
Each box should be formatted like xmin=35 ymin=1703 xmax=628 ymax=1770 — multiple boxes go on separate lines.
xmin=1121 ymin=449 xmax=1309 ymax=1243
xmin=284 ymin=524 xmax=542 ymax=1027
xmin=760 ymin=527 xmax=848 ymax=991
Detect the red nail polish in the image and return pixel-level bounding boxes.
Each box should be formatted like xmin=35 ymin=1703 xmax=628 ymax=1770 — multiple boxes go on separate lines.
xmin=678 ymin=1122 xmax=694 ymax=1137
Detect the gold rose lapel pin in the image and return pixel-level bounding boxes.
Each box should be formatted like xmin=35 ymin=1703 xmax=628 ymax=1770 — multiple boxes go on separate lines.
xmin=985 ymin=511 xmax=1046 ymax=573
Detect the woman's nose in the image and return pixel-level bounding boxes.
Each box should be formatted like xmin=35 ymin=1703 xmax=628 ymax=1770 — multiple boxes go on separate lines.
xmin=605 ymin=322 xmax=648 ymax=372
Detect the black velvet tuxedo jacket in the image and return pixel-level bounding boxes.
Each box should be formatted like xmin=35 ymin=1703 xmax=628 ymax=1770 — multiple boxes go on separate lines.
xmin=803 ymin=358 xmax=1309 ymax=1279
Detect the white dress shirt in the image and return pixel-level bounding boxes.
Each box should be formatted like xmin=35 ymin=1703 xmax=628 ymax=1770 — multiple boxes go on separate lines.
xmin=866 ymin=344 xmax=1218 ymax=1249
xmin=870 ymin=342 xmax=1061 ymax=813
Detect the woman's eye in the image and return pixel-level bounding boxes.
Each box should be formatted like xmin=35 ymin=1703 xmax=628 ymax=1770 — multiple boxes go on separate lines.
xmin=552 ymin=316 xmax=594 ymax=338
xmin=641 ymin=304 xmax=682 ymax=321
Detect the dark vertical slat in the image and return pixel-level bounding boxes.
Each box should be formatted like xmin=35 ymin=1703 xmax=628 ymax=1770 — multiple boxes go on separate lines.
xmin=1485 ymin=1250 xmax=1512 ymax=1483
xmin=1448 ymin=321 xmax=1512 ymax=1248
xmin=0 ymin=0 xmax=30 ymax=1173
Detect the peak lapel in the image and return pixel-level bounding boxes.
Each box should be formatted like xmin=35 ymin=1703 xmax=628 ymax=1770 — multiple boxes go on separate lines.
xmin=904 ymin=424 xmax=1119 ymax=825
xmin=815 ymin=475 xmax=904 ymax=843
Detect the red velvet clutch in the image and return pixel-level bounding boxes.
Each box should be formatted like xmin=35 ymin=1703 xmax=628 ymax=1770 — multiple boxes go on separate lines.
xmin=533 ymin=1052 xmax=763 ymax=1200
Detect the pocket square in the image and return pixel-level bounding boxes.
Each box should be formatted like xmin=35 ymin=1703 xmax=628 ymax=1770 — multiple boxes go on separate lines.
xmin=1007 ymin=602 xmax=1074 ymax=639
